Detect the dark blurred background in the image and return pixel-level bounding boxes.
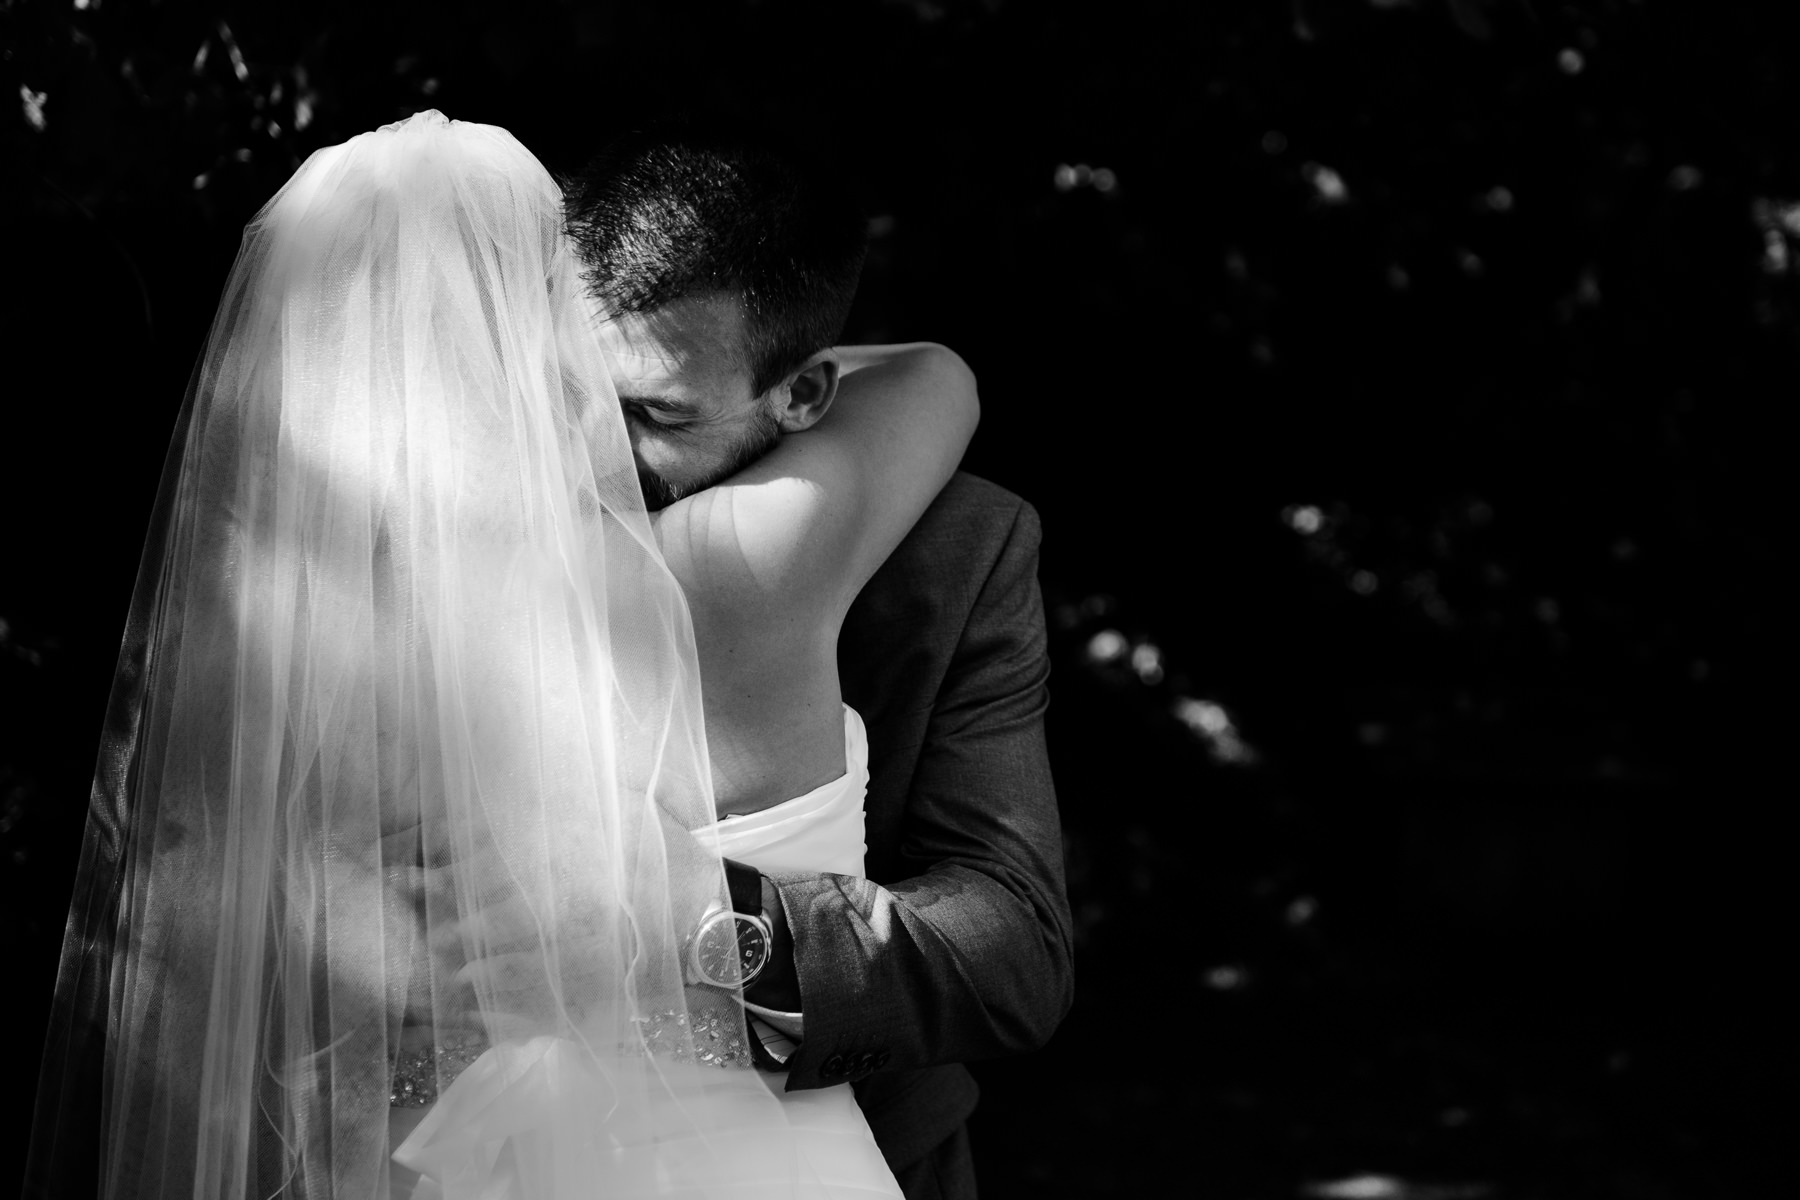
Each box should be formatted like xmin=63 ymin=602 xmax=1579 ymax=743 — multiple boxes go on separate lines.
xmin=1 ymin=1 xmax=1789 ymax=1196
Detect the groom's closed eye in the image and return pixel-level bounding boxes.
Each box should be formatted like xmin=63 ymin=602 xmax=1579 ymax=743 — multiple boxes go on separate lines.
xmin=621 ymin=397 xmax=695 ymax=432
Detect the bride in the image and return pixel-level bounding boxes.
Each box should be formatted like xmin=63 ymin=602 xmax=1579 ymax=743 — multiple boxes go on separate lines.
xmin=25 ymin=112 xmax=975 ymax=1199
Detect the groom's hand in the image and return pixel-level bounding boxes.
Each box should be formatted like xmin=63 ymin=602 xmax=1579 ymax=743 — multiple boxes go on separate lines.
xmin=432 ymin=882 xmax=586 ymax=1038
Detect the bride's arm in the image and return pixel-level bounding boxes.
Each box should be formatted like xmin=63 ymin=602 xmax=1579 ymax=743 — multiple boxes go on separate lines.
xmin=654 ymin=343 xmax=979 ymax=625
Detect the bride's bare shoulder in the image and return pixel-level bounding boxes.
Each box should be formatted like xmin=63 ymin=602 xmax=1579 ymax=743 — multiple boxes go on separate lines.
xmin=652 ymin=472 xmax=855 ymax=637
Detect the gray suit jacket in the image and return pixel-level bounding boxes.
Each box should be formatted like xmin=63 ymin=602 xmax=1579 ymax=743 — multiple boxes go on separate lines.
xmin=772 ymin=472 xmax=1075 ymax=1173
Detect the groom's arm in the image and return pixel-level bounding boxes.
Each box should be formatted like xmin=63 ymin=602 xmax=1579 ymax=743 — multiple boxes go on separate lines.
xmin=758 ymin=497 xmax=1073 ymax=1087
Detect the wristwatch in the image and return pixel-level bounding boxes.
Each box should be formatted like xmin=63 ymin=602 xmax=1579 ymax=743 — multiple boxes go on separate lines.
xmin=687 ymin=859 xmax=773 ymax=990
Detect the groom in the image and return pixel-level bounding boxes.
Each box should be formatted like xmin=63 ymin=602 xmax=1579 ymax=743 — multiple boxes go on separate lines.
xmin=562 ymin=128 xmax=1073 ymax=1197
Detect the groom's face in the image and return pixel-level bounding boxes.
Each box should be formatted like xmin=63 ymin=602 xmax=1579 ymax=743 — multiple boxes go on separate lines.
xmin=595 ymin=293 xmax=780 ymax=510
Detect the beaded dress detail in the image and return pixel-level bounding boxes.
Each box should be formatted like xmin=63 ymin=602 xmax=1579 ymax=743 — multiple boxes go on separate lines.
xmin=388 ymin=706 xmax=900 ymax=1199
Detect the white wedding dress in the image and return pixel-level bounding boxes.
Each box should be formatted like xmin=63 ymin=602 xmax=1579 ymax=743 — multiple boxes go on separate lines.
xmin=389 ymin=706 xmax=901 ymax=1199
xmin=31 ymin=113 xmax=906 ymax=1200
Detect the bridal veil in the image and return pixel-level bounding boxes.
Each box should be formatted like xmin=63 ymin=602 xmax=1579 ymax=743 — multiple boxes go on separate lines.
xmin=27 ymin=112 xmax=799 ymax=1199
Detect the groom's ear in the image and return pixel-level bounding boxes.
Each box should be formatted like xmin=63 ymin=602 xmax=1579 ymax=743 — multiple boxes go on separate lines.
xmin=771 ymin=350 xmax=840 ymax=433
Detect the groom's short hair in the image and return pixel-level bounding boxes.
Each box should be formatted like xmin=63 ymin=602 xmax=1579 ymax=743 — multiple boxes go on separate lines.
xmin=563 ymin=125 xmax=867 ymax=398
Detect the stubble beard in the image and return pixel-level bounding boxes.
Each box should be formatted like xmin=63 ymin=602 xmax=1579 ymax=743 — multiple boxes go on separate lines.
xmin=637 ymin=403 xmax=783 ymax=511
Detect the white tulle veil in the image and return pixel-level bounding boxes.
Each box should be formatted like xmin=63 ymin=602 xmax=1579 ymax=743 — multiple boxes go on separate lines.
xmin=27 ymin=111 xmax=799 ymax=1199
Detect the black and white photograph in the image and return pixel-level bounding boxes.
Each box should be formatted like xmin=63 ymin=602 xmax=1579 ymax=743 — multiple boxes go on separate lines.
xmin=1 ymin=2 xmax=1784 ymax=1197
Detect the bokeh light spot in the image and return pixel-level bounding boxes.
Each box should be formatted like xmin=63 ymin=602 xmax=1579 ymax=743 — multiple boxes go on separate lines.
xmin=1761 ymin=229 xmax=1790 ymax=275
xmin=1575 ymin=269 xmax=1601 ymax=305
xmin=1175 ymin=698 xmax=1231 ymax=736
xmin=1086 ymin=629 xmax=1128 ymax=665
xmin=19 ymin=85 xmax=47 ymax=132
xmin=1302 ymin=161 xmax=1349 ymax=204
xmin=1204 ymin=964 xmax=1247 ymax=991
xmin=1053 ymin=163 xmax=1114 ymax=194
xmin=1302 ymin=1176 xmax=1403 ymax=1200
xmin=1284 ymin=504 xmax=1324 ymax=535
xmin=218 ymin=21 xmax=249 ymax=83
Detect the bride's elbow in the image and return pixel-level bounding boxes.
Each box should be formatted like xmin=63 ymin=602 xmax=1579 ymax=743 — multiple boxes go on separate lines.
xmin=918 ymin=343 xmax=980 ymax=433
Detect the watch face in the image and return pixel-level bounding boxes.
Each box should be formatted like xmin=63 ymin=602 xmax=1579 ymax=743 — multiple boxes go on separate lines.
xmin=694 ymin=913 xmax=770 ymax=987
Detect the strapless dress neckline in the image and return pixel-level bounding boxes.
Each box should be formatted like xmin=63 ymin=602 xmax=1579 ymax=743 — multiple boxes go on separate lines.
xmin=705 ymin=705 xmax=869 ymax=878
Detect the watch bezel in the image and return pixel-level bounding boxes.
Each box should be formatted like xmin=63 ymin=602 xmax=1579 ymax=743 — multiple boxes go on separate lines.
xmin=688 ymin=907 xmax=773 ymax=989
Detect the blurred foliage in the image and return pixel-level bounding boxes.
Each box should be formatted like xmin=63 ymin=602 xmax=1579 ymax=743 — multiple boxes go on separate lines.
xmin=3 ymin=0 xmax=1793 ymax=1196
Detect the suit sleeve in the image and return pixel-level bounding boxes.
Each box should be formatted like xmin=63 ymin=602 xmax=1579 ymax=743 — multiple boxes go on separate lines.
xmin=770 ymin=501 xmax=1074 ymax=1089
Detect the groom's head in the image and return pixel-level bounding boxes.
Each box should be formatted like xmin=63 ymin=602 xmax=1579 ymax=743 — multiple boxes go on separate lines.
xmin=564 ymin=126 xmax=867 ymax=508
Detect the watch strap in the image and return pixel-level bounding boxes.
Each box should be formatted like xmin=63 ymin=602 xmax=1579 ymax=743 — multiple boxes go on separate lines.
xmin=722 ymin=857 xmax=763 ymax=918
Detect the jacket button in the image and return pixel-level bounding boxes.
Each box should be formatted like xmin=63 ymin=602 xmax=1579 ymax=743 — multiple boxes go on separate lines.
xmin=821 ymin=1054 xmax=845 ymax=1079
